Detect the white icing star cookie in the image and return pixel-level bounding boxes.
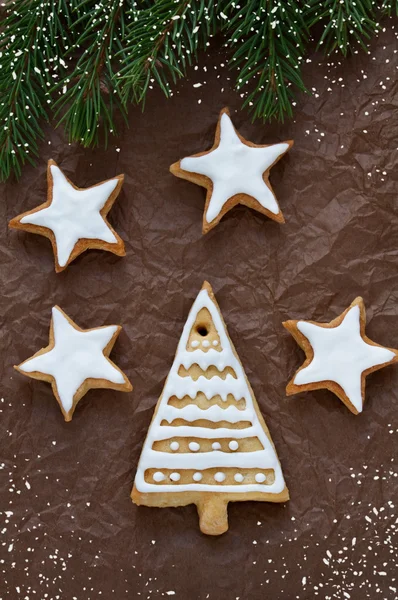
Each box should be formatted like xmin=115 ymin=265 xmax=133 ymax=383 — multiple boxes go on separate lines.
xmin=9 ymin=160 xmax=125 ymax=272
xmin=132 ymin=281 xmax=288 ymax=535
xmin=170 ymin=108 xmax=293 ymax=233
xmin=283 ymin=298 xmax=398 ymax=414
xmin=15 ymin=306 xmax=132 ymax=421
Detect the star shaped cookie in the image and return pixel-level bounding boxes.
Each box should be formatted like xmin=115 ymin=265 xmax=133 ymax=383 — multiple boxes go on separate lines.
xmin=170 ymin=107 xmax=293 ymax=234
xmin=283 ymin=298 xmax=398 ymax=414
xmin=9 ymin=160 xmax=125 ymax=272
xmin=15 ymin=306 xmax=132 ymax=421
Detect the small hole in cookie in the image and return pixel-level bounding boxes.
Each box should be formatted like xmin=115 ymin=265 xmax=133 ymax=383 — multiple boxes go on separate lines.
xmin=196 ymin=326 xmax=208 ymax=337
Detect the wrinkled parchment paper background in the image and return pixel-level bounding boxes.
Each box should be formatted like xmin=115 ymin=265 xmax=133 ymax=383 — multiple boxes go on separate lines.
xmin=1 ymin=27 xmax=398 ymax=600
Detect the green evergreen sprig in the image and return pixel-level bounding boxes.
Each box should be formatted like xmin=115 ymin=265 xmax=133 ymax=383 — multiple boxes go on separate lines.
xmin=221 ymin=0 xmax=308 ymax=121
xmin=0 ymin=0 xmax=72 ymax=180
xmin=0 ymin=0 xmax=396 ymax=182
xmin=52 ymin=0 xmax=133 ymax=147
xmin=119 ymin=0 xmax=217 ymax=104
xmin=307 ymin=0 xmax=379 ymax=56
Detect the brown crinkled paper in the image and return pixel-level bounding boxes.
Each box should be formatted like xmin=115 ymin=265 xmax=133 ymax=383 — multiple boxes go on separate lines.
xmin=1 ymin=31 xmax=398 ymax=600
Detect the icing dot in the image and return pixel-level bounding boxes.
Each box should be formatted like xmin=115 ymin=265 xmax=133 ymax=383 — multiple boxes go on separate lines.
xmin=170 ymin=442 xmax=179 ymax=452
xmin=191 ymin=340 xmax=200 ymax=348
xmin=212 ymin=442 xmax=221 ymax=450
xmin=229 ymin=440 xmax=239 ymax=451
xmin=193 ymin=472 xmax=202 ymax=482
xmin=202 ymin=340 xmax=210 ymax=347
xmin=234 ymin=473 xmax=244 ymax=483
xmin=189 ymin=442 xmax=200 ymax=452
xmin=170 ymin=473 xmax=181 ymax=482
xmin=153 ymin=472 xmax=165 ymax=482
xmin=212 ymin=340 xmax=219 ymax=346
xmin=255 ymin=473 xmax=267 ymax=483
xmin=214 ymin=472 xmax=226 ymax=483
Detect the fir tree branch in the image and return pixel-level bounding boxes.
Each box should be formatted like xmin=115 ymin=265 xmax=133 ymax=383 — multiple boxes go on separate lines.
xmin=119 ymin=0 xmax=217 ymax=105
xmin=221 ymin=0 xmax=308 ymax=122
xmin=307 ymin=0 xmax=379 ymax=56
xmin=52 ymin=0 xmax=134 ymax=147
xmin=0 ymin=0 xmax=396 ymax=182
xmin=0 ymin=0 xmax=71 ymax=181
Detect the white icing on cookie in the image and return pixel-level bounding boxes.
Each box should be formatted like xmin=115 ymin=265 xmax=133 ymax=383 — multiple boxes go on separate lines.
xmin=234 ymin=474 xmax=244 ymax=483
xmin=214 ymin=472 xmax=226 ymax=483
xmin=180 ymin=113 xmax=289 ymax=223
xmin=19 ymin=307 xmax=125 ymax=412
xmin=164 ymin=373 xmax=247 ymax=402
xmin=134 ymin=288 xmax=286 ymax=494
xmin=193 ymin=472 xmax=202 ymax=481
xmin=20 ymin=165 xmax=119 ymax=267
xmin=229 ymin=441 xmax=239 ymax=451
xmin=255 ymin=473 xmax=266 ymax=483
xmin=162 ymin=404 xmax=250 ymax=424
xmin=170 ymin=473 xmax=180 ymax=482
xmin=213 ymin=340 xmax=219 ymax=346
xmin=153 ymin=472 xmax=165 ymax=482
xmin=295 ymin=305 xmax=395 ymax=412
xmin=189 ymin=442 xmax=200 ymax=452
xmin=191 ymin=341 xmax=200 ymax=348
xmin=170 ymin=442 xmax=179 ymax=452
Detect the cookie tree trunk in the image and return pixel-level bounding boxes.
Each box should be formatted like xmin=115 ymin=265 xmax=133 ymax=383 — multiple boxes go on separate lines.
xmin=197 ymin=497 xmax=229 ymax=536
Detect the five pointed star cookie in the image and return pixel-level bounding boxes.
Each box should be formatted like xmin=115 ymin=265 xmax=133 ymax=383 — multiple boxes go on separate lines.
xmin=170 ymin=107 xmax=293 ymax=234
xmin=15 ymin=306 xmax=132 ymax=421
xmin=9 ymin=160 xmax=126 ymax=272
xmin=283 ymin=298 xmax=398 ymax=415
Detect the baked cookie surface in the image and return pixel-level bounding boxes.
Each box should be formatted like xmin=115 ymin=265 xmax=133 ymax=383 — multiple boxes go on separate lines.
xmin=132 ymin=281 xmax=288 ymax=535
xmin=9 ymin=160 xmax=125 ymax=272
xmin=15 ymin=306 xmax=132 ymax=421
xmin=170 ymin=107 xmax=293 ymax=233
xmin=283 ymin=297 xmax=398 ymax=414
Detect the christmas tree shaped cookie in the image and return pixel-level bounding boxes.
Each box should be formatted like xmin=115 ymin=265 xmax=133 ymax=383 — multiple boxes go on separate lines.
xmin=283 ymin=297 xmax=398 ymax=414
xmin=170 ymin=108 xmax=293 ymax=234
xmin=132 ymin=282 xmax=288 ymax=535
